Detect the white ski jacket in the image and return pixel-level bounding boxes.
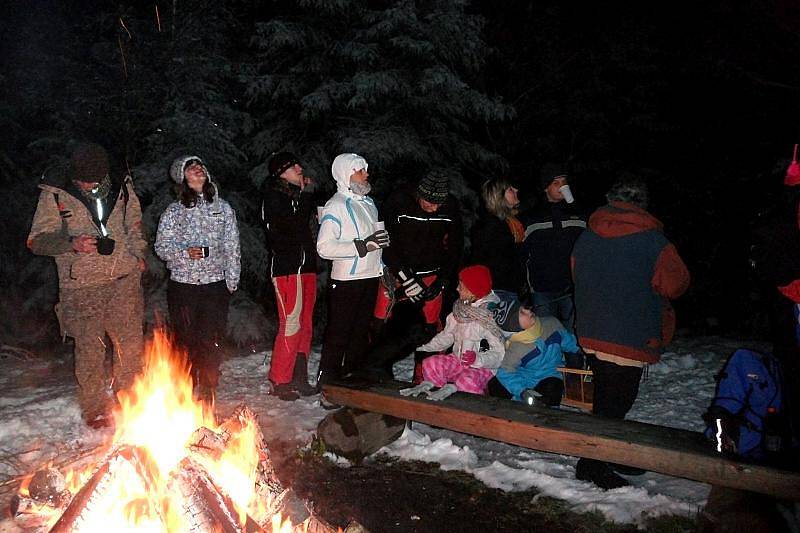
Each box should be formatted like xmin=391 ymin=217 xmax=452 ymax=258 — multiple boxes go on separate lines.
xmin=317 ymin=154 xmax=384 ymax=281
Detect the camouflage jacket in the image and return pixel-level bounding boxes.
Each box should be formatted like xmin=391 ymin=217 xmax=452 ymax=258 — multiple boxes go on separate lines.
xmin=27 ymin=175 xmax=148 ymax=290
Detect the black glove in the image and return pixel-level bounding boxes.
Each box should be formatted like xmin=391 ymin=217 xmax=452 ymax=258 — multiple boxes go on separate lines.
xmin=420 ymin=277 xmax=448 ymax=301
xmin=397 ymin=269 xmax=426 ymax=302
xmin=354 ymin=229 xmax=390 ymax=257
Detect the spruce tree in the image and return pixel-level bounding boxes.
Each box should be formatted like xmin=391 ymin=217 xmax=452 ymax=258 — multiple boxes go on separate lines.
xmin=244 ymin=0 xmax=513 ymax=221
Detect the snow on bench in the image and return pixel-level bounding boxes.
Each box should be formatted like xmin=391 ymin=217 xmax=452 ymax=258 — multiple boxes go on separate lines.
xmin=322 ymin=380 xmax=800 ymax=500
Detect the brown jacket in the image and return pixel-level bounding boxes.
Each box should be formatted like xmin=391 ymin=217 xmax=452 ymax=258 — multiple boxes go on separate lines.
xmin=27 ymin=176 xmax=148 ymax=289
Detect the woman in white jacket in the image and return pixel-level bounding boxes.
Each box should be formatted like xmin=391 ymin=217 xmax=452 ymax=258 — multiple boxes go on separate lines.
xmin=400 ymin=265 xmax=505 ymax=401
xmin=316 ymin=153 xmax=389 ymax=387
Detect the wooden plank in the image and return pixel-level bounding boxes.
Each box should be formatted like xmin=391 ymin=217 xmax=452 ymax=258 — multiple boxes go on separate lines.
xmin=322 ymin=381 xmax=800 ymax=500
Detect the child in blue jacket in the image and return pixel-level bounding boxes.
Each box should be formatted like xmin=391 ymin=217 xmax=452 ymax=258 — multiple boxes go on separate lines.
xmin=487 ymin=296 xmax=578 ymax=406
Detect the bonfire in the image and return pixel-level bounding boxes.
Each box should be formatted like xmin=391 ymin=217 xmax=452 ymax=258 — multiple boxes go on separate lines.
xmin=10 ymin=330 xmax=336 ymax=532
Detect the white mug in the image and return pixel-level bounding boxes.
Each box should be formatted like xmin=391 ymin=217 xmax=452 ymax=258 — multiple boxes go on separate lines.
xmin=374 ymin=220 xmax=385 ymax=232
xmin=559 ymin=184 xmax=575 ymax=204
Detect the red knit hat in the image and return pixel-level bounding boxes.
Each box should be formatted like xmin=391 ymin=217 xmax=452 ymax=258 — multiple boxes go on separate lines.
xmin=458 ymin=265 xmax=492 ymax=299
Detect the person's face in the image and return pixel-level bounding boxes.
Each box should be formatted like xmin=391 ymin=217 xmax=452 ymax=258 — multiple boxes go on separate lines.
xmin=418 ymin=197 xmax=442 ymax=213
xmin=280 ymin=163 xmax=304 ymax=187
xmin=518 ymin=306 xmax=536 ymax=330
xmin=74 ymin=179 xmax=99 ymax=191
xmin=456 ymin=280 xmax=475 ymax=302
xmin=349 ymin=168 xmax=369 ymax=185
xmin=545 ymin=177 xmax=568 ymax=203
xmin=185 ymin=162 xmax=207 ymax=193
xmin=504 ymin=186 xmax=520 ymax=209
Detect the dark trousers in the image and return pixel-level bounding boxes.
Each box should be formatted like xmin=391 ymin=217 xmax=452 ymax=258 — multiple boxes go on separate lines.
xmin=366 ymin=300 xmax=439 ymax=380
xmin=486 ymin=376 xmax=564 ymax=407
xmin=590 ymin=357 xmax=643 ymax=419
xmin=578 ymin=356 xmax=644 ymax=479
xmin=167 ymin=279 xmax=230 ymax=391
xmin=319 ymin=277 xmax=380 ymax=383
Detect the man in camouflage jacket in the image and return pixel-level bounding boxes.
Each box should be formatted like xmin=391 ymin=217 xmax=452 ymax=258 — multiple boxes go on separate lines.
xmin=27 ymin=143 xmax=147 ymax=428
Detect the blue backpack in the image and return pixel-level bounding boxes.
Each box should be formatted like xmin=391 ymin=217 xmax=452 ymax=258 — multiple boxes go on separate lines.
xmin=704 ymin=349 xmax=783 ymax=461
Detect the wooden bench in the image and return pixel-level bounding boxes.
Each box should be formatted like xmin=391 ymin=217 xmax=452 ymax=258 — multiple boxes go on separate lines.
xmin=322 ymin=380 xmax=800 ymax=500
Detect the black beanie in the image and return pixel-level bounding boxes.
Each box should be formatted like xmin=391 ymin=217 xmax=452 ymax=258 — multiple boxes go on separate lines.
xmin=416 ymin=171 xmax=450 ymax=204
xmin=70 ymin=143 xmax=109 ymax=182
xmin=539 ymin=164 xmax=568 ymax=190
xmin=268 ymin=152 xmax=300 ymax=178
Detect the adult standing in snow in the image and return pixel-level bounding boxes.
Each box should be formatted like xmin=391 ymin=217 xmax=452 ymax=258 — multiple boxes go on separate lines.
xmin=571 ymin=178 xmax=690 ymax=489
xmin=27 ymin=143 xmax=147 ymax=428
xmin=470 ymin=178 xmax=526 ymax=295
xmin=522 ymin=165 xmax=586 ymax=331
xmin=155 ymin=155 xmax=241 ymax=403
xmin=316 ymin=153 xmax=389 ymax=388
xmin=368 ymin=171 xmax=464 ymax=381
xmin=261 ymin=152 xmax=319 ymax=401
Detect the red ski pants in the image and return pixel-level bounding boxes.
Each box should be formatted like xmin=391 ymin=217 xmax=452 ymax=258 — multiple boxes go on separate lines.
xmin=269 ymin=273 xmax=316 ymax=384
xmin=374 ymin=273 xmax=442 ymax=325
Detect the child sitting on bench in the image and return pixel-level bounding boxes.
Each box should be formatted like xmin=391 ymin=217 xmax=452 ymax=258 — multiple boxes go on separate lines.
xmin=400 ymin=265 xmax=505 ymax=401
xmin=486 ymin=295 xmax=578 ymax=406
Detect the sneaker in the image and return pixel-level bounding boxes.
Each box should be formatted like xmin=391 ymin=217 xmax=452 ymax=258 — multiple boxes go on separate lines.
xmin=575 ymin=458 xmax=630 ymax=490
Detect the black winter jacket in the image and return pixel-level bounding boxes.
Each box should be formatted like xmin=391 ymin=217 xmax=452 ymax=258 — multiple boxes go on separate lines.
xmin=261 ymin=179 xmax=319 ymax=277
xmin=470 ymin=213 xmax=524 ymax=293
xmin=522 ymin=201 xmax=586 ymax=292
xmin=381 ymin=186 xmax=464 ymax=279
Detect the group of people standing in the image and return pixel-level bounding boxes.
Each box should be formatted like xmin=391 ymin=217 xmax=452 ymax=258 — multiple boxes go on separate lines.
xmin=28 ymin=142 xmax=693 ymax=490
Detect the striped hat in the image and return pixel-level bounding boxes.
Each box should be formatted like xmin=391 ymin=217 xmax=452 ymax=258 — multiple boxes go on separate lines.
xmin=417 ymin=171 xmax=450 ymax=204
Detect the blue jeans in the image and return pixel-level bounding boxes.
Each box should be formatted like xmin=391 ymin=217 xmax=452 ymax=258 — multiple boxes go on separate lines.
xmin=532 ymin=288 xmax=575 ymax=332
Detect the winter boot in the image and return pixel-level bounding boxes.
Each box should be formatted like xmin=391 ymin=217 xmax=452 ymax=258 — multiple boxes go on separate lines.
xmin=575 ymin=458 xmax=630 ymax=490
xmin=291 ymin=354 xmax=317 ymax=397
xmin=267 ymin=379 xmax=299 ymax=401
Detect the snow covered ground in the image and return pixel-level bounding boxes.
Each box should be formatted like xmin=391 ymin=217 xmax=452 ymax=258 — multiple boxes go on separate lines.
xmin=0 ymin=335 xmax=771 ymax=528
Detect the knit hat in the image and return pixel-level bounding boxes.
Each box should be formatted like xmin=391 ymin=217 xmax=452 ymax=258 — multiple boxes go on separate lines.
xmin=491 ymin=296 xmax=524 ymax=332
xmin=417 ymin=171 xmax=450 ymax=204
xmin=169 ymin=155 xmax=207 ymax=184
xmin=458 ymin=265 xmax=492 ymax=299
xmin=539 ymin=164 xmax=568 ymax=190
xmin=268 ymin=151 xmax=300 ymax=179
xmin=70 ymin=143 xmax=109 ymax=183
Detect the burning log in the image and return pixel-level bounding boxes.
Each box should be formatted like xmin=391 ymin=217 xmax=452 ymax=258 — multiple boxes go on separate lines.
xmin=10 ymin=332 xmax=355 ymax=532
xmin=169 ymin=457 xmax=264 ymax=532
xmin=11 ymin=407 xmax=345 ymax=532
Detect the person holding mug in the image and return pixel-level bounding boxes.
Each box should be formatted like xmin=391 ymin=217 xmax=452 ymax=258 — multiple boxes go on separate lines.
xmin=521 ymin=165 xmax=587 ymax=331
xmin=155 ymin=155 xmax=241 ymax=402
xmin=27 ymin=142 xmax=147 ymax=428
xmin=316 ymin=153 xmax=389 ymax=393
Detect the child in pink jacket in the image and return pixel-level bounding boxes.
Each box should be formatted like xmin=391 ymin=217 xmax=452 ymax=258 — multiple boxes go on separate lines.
xmin=400 ymin=265 xmax=505 ymax=401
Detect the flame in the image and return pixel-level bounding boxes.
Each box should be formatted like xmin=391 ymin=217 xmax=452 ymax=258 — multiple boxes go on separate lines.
xmin=32 ymin=329 xmax=286 ymax=531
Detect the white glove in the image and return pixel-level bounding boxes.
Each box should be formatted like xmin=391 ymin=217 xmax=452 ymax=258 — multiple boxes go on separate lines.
xmin=398 ymin=269 xmax=425 ymax=302
xmin=426 ymin=383 xmax=457 ymax=401
xmin=399 ymin=381 xmax=434 ymax=397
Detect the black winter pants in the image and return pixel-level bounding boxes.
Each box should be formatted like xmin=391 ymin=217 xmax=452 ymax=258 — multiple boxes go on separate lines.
xmin=590 ymin=357 xmax=643 ymax=419
xmin=167 ymin=279 xmax=230 ymax=391
xmin=319 ymin=277 xmax=380 ymax=383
